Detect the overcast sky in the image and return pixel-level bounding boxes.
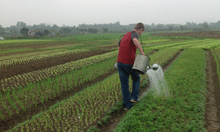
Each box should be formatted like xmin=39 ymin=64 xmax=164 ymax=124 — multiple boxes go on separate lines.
xmin=1 ymin=0 xmax=220 ymax=27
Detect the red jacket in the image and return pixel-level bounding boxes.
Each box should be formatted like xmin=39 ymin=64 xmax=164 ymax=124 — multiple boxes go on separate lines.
xmin=117 ymin=32 xmax=137 ymax=65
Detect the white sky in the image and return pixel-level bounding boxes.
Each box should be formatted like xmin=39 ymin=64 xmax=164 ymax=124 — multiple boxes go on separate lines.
xmin=1 ymin=0 xmax=220 ymax=27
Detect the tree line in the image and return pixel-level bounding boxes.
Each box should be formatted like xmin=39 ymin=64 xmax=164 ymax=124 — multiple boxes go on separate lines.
xmin=0 ymin=21 xmax=220 ymax=37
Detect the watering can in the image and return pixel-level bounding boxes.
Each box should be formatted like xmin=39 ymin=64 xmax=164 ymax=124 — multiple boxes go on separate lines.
xmin=114 ymin=54 xmax=158 ymax=74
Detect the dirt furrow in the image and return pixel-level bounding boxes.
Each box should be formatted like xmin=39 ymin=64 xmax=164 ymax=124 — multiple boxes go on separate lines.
xmin=204 ymin=50 xmax=220 ymax=132
xmin=0 ymin=49 xmax=111 ymax=80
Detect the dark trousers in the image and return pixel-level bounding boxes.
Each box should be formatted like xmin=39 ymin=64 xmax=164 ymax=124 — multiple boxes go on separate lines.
xmin=117 ymin=62 xmax=140 ymax=109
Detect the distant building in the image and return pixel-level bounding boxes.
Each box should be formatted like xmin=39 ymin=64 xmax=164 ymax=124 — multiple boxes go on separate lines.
xmin=0 ymin=37 xmax=5 ymax=40
xmin=28 ymin=30 xmax=36 ymax=37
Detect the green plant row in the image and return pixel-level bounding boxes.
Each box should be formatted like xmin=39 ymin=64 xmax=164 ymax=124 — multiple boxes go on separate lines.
xmin=36 ymin=43 xmax=84 ymax=50
xmin=141 ymin=39 xmax=171 ymax=44
xmin=0 ymin=43 xmax=85 ymax=61
xmin=7 ymin=48 xmax=180 ymax=132
xmin=0 ymin=39 xmax=53 ymax=44
xmin=148 ymin=48 xmax=180 ymax=66
xmin=0 ymin=49 xmax=89 ymax=68
xmin=148 ymin=39 xmax=213 ymax=50
xmin=49 ymin=33 xmax=124 ymax=42
xmin=115 ymin=48 xmax=207 ymax=132
xmin=170 ymin=39 xmax=218 ymax=49
xmin=0 ymin=41 xmax=59 ymax=49
xmin=0 ymin=50 xmax=119 ymax=95
xmin=93 ymin=43 xmax=116 ymax=48
xmin=0 ymin=48 xmax=37 ymax=55
xmin=190 ymin=40 xmax=220 ymax=49
xmin=0 ymin=49 xmax=67 ymax=61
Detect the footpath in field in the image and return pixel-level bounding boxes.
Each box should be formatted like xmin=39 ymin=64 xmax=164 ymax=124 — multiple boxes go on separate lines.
xmin=204 ymin=50 xmax=220 ymax=131
xmin=98 ymin=49 xmax=183 ymax=132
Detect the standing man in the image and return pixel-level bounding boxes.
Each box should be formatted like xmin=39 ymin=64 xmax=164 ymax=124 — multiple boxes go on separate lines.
xmin=117 ymin=22 xmax=145 ymax=111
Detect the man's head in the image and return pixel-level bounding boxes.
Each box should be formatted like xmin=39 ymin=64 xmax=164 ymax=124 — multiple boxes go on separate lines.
xmin=134 ymin=22 xmax=144 ymax=36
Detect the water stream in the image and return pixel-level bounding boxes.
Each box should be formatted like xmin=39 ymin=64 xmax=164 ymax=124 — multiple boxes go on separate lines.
xmin=144 ymin=63 xmax=170 ymax=97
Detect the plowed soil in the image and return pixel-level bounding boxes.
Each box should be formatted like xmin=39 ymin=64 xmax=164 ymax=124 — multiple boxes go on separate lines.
xmin=204 ymin=50 xmax=220 ymax=132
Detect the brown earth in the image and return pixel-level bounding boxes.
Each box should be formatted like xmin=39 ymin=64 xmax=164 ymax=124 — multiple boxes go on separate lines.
xmin=151 ymin=31 xmax=220 ymax=39
xmin=98 ymin=49 xmax=183 ymax=132
xmin=204 ymin=50 xmax=220 ymax=132
xmin=0 ymin=49 xmax=112 ymax=81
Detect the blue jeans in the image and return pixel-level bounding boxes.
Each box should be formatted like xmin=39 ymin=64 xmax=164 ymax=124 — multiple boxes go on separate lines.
xmin=117 ymin=62 xmax=140 ymax=109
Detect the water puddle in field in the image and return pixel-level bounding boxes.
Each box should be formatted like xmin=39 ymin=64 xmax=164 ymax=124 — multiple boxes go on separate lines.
xmin=143 ymin=64 xmax=170 ymax=97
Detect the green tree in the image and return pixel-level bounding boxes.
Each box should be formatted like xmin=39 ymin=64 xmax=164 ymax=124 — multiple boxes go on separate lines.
xmin=36 ymin=31 xmax=43 ymax=36
xmin=16 ymin=21 xmax=26 ymax=29
xmin=0 ymin=25 xmax=6 ymax=35
xmin=168 ymin=25 xmax=173 ymax=31
xmin=9 ymin=25 xmax=17 ymax=34
xmin=20 ymin=27 xmax=29 ymax=36
xmin=44 ymin=29 xmax=49 ymax=35
xmin=88 ymin=28 xmax=98 ymax=33
xmin=202 ymin=21 xmax=209 ymax=30
xmin=180 ymin=25 xmax=184 ymax=30
xmin=63 ymin=28 xmax=71 ymax=34
xmin=52 ymin=24 xmax=59 ymax=30
xmin=103 ymin=28 xmax=108 ymax=33
xmin=156 ymin=24 xmax=163 ymax=31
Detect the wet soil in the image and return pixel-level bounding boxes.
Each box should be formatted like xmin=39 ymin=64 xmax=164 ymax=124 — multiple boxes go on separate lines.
xmin=98 ymin=49 xmax=183 ymax=132
xmin=204 ymin=50 xmax=220 ymax=132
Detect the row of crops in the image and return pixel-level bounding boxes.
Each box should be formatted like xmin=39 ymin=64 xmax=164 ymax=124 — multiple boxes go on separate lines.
xmin=145 ymin=39 xmax=220 ymax=50
xmin=0 ymin=39 xmax=52 ymax=44
xmin=0 ymin=48 xmax=89 ymax=68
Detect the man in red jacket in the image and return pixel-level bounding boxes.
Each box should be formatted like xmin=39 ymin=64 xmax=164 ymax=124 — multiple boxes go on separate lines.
xmin=117 ymin=23 xmax=145 ymax=111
